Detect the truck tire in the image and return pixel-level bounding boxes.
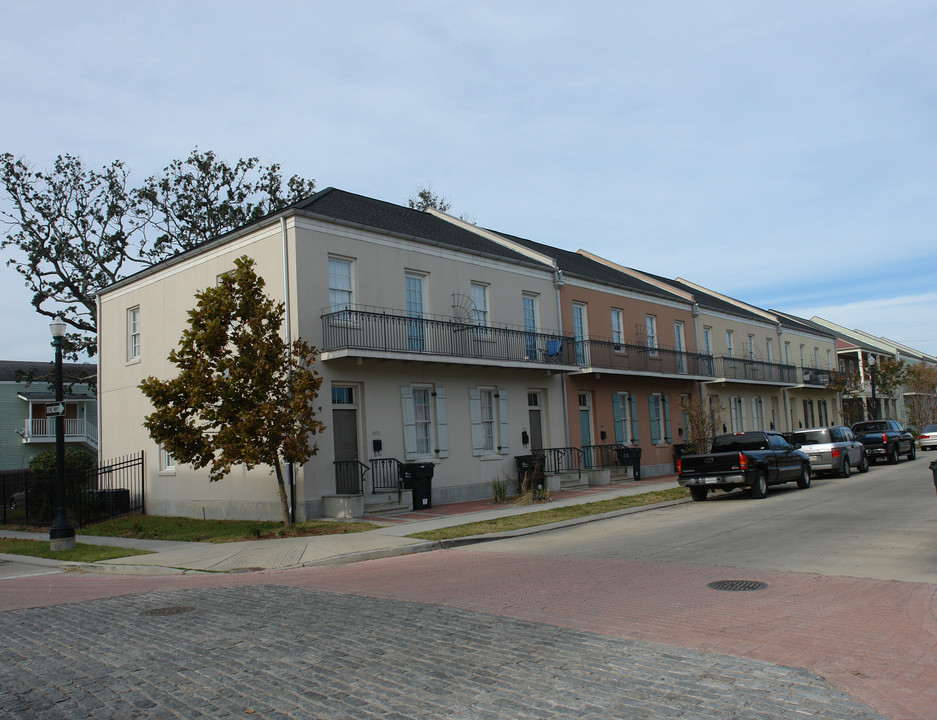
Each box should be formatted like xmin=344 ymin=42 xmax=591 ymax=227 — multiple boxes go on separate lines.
xmin=839 ymin=458 xmax=851 ymax=478
xmin=888 ymin=446 xmax=899 ymax=465
xmin=858 ymin=452 xmax=870 ymax=473
xmin=907 ymin=444 xmax=916 ymax=461
xmin=797 ymin=465 xmax=811 ymax=489
xmin=690 ymin=486 xmax=708 ymax=502
xmin=750 ymin=471 xmax=768 ymax=499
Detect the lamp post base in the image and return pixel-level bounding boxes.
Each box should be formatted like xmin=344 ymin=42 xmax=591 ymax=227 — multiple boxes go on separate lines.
xmin=49 ymin=535 xmax=76 ymax=551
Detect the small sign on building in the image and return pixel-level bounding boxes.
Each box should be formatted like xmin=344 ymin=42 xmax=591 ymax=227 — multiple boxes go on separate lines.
xmin=45 ymin=402 xmax=66 ymax=417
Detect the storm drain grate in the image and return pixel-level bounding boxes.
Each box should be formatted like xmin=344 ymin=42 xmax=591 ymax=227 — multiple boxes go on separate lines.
xmin=707 ymin=579 xmax=768 ymax=592
xmin=141 ymin=606 xmax=196 ymax=617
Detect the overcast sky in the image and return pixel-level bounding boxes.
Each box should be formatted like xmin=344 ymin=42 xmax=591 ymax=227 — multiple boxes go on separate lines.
xmin=2 ymin=1 xmax=936 ymax=360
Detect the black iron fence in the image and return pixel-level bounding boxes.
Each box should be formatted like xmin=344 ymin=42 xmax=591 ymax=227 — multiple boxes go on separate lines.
xmin=369 ymin=458 xmax=401 ymax=493
xmin=333 ymin=460 xmax=369 ymax=495
xmin=1 ymin=452 xmax=144 ymax=528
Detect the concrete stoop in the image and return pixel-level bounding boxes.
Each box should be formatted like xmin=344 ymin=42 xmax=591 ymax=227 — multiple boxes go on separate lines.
xmin=363 ymin=490 xmax=414 ymax=517
xmin=556 ymin=472 xmax=588 ymax=491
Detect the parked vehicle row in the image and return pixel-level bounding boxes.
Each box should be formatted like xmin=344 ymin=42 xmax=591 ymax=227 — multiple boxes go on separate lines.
xmin=919 ymin=424 xmax=937 ymax=451
xmin=678 ymin=418 xmax=922 ymax=502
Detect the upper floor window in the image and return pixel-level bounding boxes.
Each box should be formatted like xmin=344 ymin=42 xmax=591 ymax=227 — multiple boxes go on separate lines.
xmin=611 ymin=309 xmax=624 ymax=350
xmin=784 ymin=341 xmax=791 ymax=364
xmin=645 ymin=315 xmax=658 ymax=357
xmin=799 ymin=344 xmax=806 ymax=367
xmin=703 ymin=326 xmax=713 ymax=355
xmin=726 ymin=330 xmax=734 ymax=357
xmin=470 ymin=282 xmax=489 ymax=327
xmin=328 ymin=256 xmax=354 ymax=312
xmin=747 ymin=334 xmax=755 ymax=361
xmin=127 ymin=306 xmax=141 ymax=362
xmin=765 ymin=337 xmax=774 ymax=363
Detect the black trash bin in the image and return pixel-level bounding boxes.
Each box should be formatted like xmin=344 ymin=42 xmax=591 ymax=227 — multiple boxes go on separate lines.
xmin=930 ymin=460 xmax=937 ymax=497
xmin=631 ymin=447 xmax=643 ymax=481
xmin=515 ymin=455 xmax=545 ymax=491
xmin=398 ymin=462 xmax=435 ymax=509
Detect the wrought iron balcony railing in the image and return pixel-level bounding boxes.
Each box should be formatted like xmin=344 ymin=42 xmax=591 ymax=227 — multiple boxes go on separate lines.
xmin=322 ymin=306 xmax=713 ymax=379
xmin=800 ymin=367 xmax=846 ymax=388
xmin=576 ymin=339 xmax=714 ymax=378
xmin=321 ymin=306 xmax=578 ymax=367
xmin=709 ymin=356 xmax=799 ymax=384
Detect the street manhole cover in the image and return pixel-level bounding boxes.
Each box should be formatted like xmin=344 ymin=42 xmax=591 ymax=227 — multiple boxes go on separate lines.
xmin=141 ymin=606 xmax=196 ymax=616
xmin=708 ymin=579 xmax=768 ymax=592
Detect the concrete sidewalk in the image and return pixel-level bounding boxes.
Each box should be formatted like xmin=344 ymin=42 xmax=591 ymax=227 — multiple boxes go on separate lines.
xmin=1 ymin=478 xmax=683 ymax=575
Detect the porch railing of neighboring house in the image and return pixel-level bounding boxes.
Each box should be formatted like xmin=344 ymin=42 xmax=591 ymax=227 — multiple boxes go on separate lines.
xmin=321 ymin=305 xmax=577 ymax=366
xmin=577 ymin=340 xmax=715 ymax=378
xmin=710 ymin=356 xmax=798 ymax=384
xmin=333 ymin=460 xmax=369 ymax=495
xmin=23 ymin=418 xmax=98 ymax=447
xmin=0 ymin=451 xmax=143 ymax=528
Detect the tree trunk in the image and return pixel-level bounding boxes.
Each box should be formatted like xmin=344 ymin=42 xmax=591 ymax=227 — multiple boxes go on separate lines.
xmin=273 ymin=458 xmax=293 ymax=528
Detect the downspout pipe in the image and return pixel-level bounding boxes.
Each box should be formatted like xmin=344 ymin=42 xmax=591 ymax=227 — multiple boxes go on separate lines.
xmin=281 ymin=217 xmax=295 ymax=525
xmin=554 ymin=268 xmax=570 ymax=448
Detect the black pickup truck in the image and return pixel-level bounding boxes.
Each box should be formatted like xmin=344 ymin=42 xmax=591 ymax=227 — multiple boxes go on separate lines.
xmin=677 ymin=431 xmax=812 ymax=501
xmin=850 ymin=419 xmax=916 ymax=464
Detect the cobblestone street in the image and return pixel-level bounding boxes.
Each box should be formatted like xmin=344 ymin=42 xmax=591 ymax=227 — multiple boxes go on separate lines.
xmin=1 ymin=583 xmax=885 ymax=720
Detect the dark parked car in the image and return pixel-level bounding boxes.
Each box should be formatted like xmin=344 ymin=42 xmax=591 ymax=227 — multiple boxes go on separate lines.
xmin=850 ymin=419 xmax=916 ymax=464
xmin=789 ymin=426 xmax=869 ymax=477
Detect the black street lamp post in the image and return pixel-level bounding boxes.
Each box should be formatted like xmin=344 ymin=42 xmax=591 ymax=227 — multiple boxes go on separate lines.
xmin=49 ymin=316 xmax=75 ymax=551
xmin=868 ymin=355 xmax=877 ymax=421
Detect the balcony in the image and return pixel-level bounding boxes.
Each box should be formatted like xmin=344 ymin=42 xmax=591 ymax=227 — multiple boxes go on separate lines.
xmin=574 ymin=339 xmax=714 ymax=379
xmin=320 ymin=306 xmax=580 ymax=370
xmin=21 ymin=418 xmax=98 ymax=449
xmin=707 ymin=356 xmax=798 ymax=385
xmin=800 ymin=367 xmax=846 ymax=388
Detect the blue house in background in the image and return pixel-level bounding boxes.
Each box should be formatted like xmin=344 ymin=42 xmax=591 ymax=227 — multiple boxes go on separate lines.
xmin=0 ymin=360 xmax=97 ymax=471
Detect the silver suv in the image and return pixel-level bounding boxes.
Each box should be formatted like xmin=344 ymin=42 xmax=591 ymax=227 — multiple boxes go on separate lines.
xmin=789 ymin=426 xmax=869 ymax=478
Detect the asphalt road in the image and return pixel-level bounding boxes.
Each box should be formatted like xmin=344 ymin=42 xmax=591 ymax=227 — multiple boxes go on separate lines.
xmin=466 ymin=453 xmax=937 ymax=583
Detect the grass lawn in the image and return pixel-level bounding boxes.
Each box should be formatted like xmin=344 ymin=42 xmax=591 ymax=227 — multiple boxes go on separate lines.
xmin=0 ymin=537 xmax=153 ymax=563
xmin=406 ymin=486 xmax=690 ymax=541
xmin=79 ymin=515 xmax=383 ymax=543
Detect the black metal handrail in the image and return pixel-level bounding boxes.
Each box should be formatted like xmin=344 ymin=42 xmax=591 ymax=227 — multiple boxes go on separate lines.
xmin=333 ymin=459 xmax=369 ymax=495
xmin=369 ymin=458 xmax=401 ymax=493
xmin=537 ymin=447 xmax=584 ymax=479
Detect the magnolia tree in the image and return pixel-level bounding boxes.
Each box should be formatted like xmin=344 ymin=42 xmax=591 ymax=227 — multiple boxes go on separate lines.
xmin=139 ymin=257 xmax=324 ymax=526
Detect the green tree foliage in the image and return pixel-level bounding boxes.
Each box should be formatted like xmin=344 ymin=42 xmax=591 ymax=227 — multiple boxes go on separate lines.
xmin=865 ymin=357 xmax=905 ymax=400
xmin=1 ymin=150 xmax=315 ymax=357
xmin=903 ymin=363 xmax=937 ymax=429
xmin=408 ymin=185 xmax=451 ymax=213
xmin=139 ymin=257 xmax=324 ymax=526
xmin=28 ymin=446 xmax=97 ymax=474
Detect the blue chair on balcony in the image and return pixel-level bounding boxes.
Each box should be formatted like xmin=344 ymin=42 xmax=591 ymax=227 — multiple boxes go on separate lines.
xmin=544 ymin=339 xmax=563 ymax=362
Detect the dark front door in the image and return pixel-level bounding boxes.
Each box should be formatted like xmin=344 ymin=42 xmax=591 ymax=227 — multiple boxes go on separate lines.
xmin=332 ymin=408 xmax=360 ymax=493
xmin=528 ymin=408 xmax=543 ymax=451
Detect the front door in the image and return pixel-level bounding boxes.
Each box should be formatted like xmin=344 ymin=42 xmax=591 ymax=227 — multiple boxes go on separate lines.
xmin=331 ymin=386 xmax=360 ymax=493
xmin=578 ymin=392 xmax=593 ymax=468
xmin=527 ymin=392 xmax=543 ymax=451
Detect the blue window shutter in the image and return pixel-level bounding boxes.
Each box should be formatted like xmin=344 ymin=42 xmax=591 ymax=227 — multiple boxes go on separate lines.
xmin=498 ymin=388 xmax=509 ymax=454
xmin=435 ymin=387 xmax=448 ymax=458
xmin=469 ymin=388 xmax=483 ymax=456
xmin=663 ymin=395 xmax=672 ymax=444
xmin=649 ymin=395 xmax=660 ymax=445
xmin=612 ymin=394 xmax=624 ymax=444
xmin=401 ymin=386 xmax=418 ymax=460
xmin=630 ymin=394 xmax=640 ymax=444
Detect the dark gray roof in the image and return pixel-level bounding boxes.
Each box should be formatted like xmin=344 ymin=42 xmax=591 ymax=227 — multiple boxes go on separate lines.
xmin=0 ymin=360 xmax=97 ymax=384
xmin=637 ymin=274 xmax=772 ymax=323
xmin=296 ymin=188 xmax=548 ymax=268
xmin=488 ymin=231 xmax=691 ymax=304
xmin=769 ymin=310 xmax=837 ymax=340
